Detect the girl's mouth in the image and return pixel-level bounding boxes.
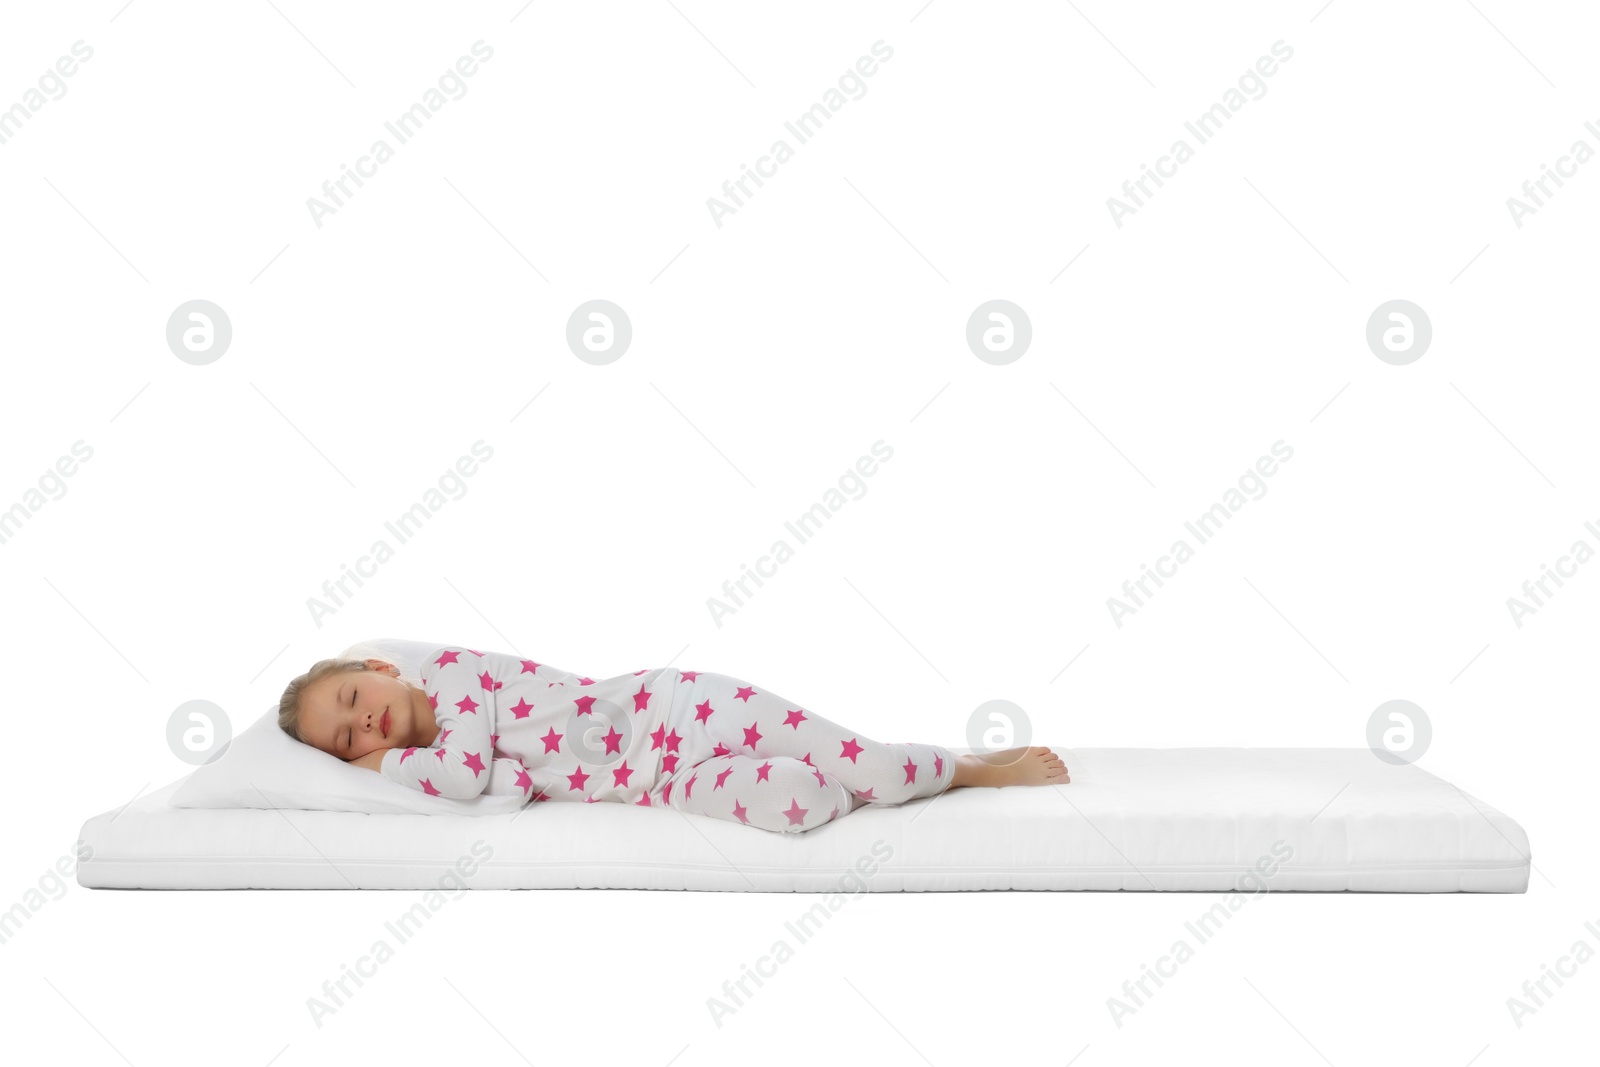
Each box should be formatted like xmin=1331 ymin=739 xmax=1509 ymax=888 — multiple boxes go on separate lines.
xmin=380 ymin=708 xmax=390 ymax=738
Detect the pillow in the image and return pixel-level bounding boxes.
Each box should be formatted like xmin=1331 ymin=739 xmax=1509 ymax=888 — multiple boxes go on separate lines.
xmin=331 ymin=635 xmax=449 ymax=684
xmin=167 ymin=637 xmax=527 ymax=816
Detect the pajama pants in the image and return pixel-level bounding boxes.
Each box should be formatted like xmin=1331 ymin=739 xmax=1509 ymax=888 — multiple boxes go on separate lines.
xmin=647 ymin=670 xmax=957 ymax=833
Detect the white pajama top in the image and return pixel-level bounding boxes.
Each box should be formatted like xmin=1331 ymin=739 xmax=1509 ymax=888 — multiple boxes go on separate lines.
xmin=378 ymin=645 xmax=677 ymax=804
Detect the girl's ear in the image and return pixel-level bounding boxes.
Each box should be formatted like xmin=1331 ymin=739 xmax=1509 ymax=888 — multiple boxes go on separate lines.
xmin=363 ymin=658 xmax=400 ymax=677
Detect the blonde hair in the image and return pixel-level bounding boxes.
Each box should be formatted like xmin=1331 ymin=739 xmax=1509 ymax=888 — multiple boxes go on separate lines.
xmin=277 ymin=649 xmax=423 ymax=744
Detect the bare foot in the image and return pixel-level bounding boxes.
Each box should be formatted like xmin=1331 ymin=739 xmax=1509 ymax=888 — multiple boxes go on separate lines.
xmin=953 ymin=746 xmax=1069 ymax=788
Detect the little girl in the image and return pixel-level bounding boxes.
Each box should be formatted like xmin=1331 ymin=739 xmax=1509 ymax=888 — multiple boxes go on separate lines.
xmin=278 ymin=644 xmax=1069 ymax=833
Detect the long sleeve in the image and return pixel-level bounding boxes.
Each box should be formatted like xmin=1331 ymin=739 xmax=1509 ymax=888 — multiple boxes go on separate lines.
xmin=483 ymin=755 xmax=534 ymax=798
xmin=515 ymin=653 xmax=594 ymax=688
xmin=379 ymin=645 xmax=496 ymax=800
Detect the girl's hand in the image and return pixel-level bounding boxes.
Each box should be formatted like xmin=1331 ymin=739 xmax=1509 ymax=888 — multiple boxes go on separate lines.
xmin=349 ymin=749 xmax=387 ymax=772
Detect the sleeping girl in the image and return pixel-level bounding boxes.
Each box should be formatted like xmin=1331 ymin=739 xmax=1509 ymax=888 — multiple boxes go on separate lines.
xmin=277 ymin=644 xmax=1068 ymax=833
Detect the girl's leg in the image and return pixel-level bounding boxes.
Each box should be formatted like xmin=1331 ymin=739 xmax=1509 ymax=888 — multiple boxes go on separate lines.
xmin=660 ymin=752 xmax=854 ymax=833
xmin=660 ymin=671 xmax=956 ymax=825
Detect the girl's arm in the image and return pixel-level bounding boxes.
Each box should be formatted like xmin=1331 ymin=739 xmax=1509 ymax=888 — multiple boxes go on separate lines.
xmin=483 ymin=756 xmax=534 ymax=798
xmin=478 ymin=648 xmax=595 ymax=689
xmin=356 ymin=740 xmax=529 ymax=798
xmin=516 ymin=657 xmax=594 ymax=687
xmin=375 ymin=646 xmax=496 ymax=800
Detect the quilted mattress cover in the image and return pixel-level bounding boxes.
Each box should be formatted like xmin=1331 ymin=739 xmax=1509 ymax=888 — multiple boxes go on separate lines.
xmin=75 ymin=748 xmax=1531 ymax=893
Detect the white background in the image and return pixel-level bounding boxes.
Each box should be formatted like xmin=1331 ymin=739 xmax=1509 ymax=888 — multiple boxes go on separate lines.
xmin=2 ymin=0 xmax=1594 ymax=1063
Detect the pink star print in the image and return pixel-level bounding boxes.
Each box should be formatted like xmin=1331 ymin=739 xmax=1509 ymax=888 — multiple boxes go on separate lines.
xmin=650 ymin=724 xmax=667 ymax=751
xmin=612 ymin=760 xmax=634 ymax=787
xmin=854 ymin=787 xmax=876 ymax=801
xmin=661 ymin=781 xmax=673 ymax=804
xmin=398 ymin=747 xmax=417 ymax=763
xmin=602 ymin=726 xmax=624 ymax=755
xmin=664 ymin=729 xmax=682 ymax=753
xmin=839 ymin=738 xmax=863 ymax=763
xmin=694 ymin=699 xmax=715 ymax=724
xmin=679 ymin=670 xmax=698 ymax=682
xmin=510 ymin=698 xmax=533 ymax=719
xmin=566 ymin=767 xmax=591 ymax=791
xmin=662 ymin=753 xmax=679 ymax=774
xmin=783 ymin=798 xmax=808 ymax=826
xmin=575 ymin=695 xmax=597 ymax=716
xmin=477 ymin=670 xmax=495 ymax=691
xmin=742 ymin=722 xmax=763 ymax=749
xmin=438 ymin=726 xmax=452 ymax=743
xmin=455 ymin=694 xmax=480 ymax=715
xmin=462 ymin=751 xmax=486 ymax=777
xmin=514 ymin=766 xmax=533 ymax=793
xmin=811 ymin=767 xmax=828 ymax=788
xmin=783 ymin=709 xmax=807 ymax=729
xmin=732 ymin=800 xmax=749 ymax=824
xmin=684 ymin=772 xmax=699 ymax=799
xmin=633 ymin=685 xmax=652 ymax=712
xmin=520 ymin=660 xmax=540 ymax=674
xmin=935 ymin=754 xmax=944 ymax=778
xmin=829 ymin=805 xmax=840 ymax=821
xmin=467 ymin=649 xmax=485 ymax=657
xmin=420 ymin=779 xmax=440 ymax=796
xmin=902 ymin=758 xmax=919 ymax=784
xmin=434 ymin=650 xmax=461 ymax=666
xmin=755 ymin=761 xmax=773 ymax=783
xmin=427 ymin=691 xmax=439 ymax=712
xmin=635 ymin=792 xmax=652 ymax=807
xmin=540 ymin=727 xmax=563 ymax=754
xmin=714 ymin=767 xmax=734 ymax=790
xmin=735 ymin=686 xmax=756 ymax=701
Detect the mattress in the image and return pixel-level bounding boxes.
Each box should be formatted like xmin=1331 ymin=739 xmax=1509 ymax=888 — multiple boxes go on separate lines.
xmin=75 ymin=748 xmax=1531 ymax=892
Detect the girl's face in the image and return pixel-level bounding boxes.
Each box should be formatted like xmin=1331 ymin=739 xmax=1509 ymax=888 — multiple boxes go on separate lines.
xmin=299 ymin=659 xmax=425 ymax=760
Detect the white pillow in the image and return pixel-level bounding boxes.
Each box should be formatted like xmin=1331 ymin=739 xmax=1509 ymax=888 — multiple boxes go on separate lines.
xmin=167 ymin=637 xmax=527 ymax=816
xmin=331 ymin=635 xmax=449 ymax=684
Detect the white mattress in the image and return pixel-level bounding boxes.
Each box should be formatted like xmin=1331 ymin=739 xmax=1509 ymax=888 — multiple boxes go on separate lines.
xmin=75 ymin=748 xmax=1531 ymax=892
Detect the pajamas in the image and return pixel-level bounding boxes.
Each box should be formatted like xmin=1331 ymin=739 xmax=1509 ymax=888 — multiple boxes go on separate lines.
xmin=379 ymin=646 xmax=956 ymax=832
xmin=650 ymin=671 xmax=956 ymax=832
